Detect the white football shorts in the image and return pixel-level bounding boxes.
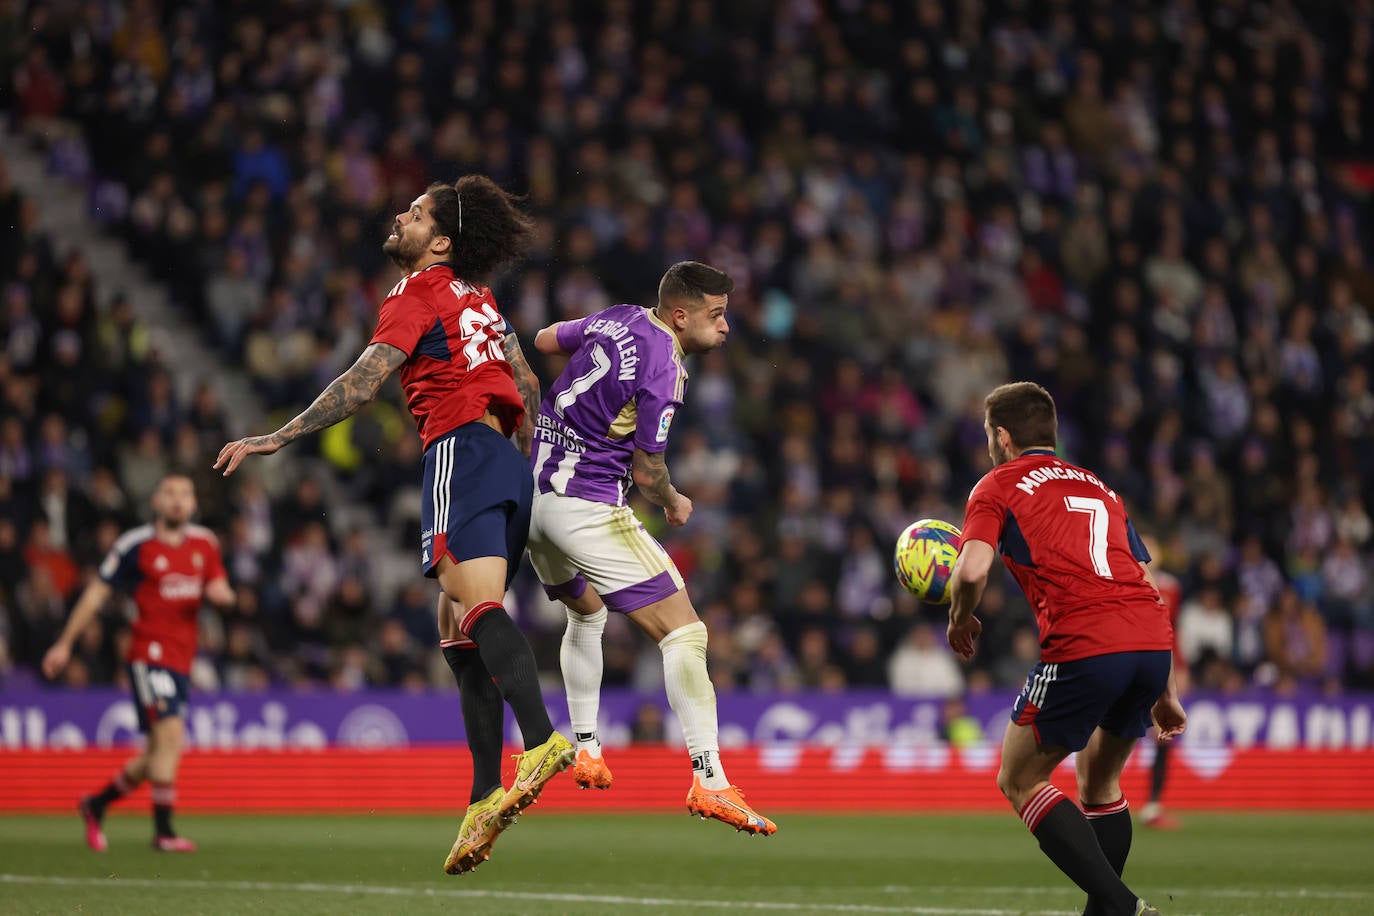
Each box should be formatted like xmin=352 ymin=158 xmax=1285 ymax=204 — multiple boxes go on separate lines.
xmin=527 ymin=491 xmax=685 ymax=613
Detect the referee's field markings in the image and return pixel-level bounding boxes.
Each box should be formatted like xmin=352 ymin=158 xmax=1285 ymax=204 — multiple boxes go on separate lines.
xmin=0 ymin=874 xmax=1185 ymax=915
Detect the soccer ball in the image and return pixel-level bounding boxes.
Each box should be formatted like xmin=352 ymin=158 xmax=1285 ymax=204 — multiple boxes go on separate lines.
xmin=893 ymin=518 xmax=963 ymax=604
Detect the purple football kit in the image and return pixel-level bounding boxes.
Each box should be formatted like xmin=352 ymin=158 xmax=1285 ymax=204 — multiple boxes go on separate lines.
xmin=528 ymin=305 xmax=688 ymax=613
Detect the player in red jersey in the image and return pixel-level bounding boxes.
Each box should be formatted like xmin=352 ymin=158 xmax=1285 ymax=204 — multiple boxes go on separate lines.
xmin=42 ymin=473 xmax=232 ymax=852
xmin=1137 ymin=535 xmax=1186 ymax=831
xmin=215 ymin=175 xmax=572 ymax=875
xmin=947 ymin=382 xmax=1185 ymax=916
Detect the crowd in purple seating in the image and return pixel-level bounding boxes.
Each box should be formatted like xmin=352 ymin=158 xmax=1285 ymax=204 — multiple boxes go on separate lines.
xmin=2 ymin=0 xmax=1372 ymax=699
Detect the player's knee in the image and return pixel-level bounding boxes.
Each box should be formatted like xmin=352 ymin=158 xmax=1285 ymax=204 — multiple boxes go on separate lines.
xmin=995 ymin=766 xmax=1036 ymax=809
xmin=657 ymin=620 xmax=707 ymax=654
xmin=995 ymin=766 xmax=1018 ymax=803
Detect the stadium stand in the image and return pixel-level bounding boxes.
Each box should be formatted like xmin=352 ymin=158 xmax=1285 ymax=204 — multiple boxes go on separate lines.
xmin=2 ymin=0 xmax=1372 ymax=699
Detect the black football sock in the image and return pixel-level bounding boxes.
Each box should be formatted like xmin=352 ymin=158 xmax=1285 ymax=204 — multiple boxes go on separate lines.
xmin=465 ymin=604 xmax=555 ymax=751
xmin=1022 ymin=785 xmax=1137 ymax=915
xmin=1150 ymin=741 xmax=1170 ymax=802
xmin=1082 ymin=799 xmax=1133 ymax=916
xmin=151 ymin=782 xmax=176 ymax=837
xmin=89 ymin=770 xmax=136 ymax=815
xmin=443 ymin=644 xmax=506 ymax=804
xmin=1084 ymin=799 xmax=1133 ymax=875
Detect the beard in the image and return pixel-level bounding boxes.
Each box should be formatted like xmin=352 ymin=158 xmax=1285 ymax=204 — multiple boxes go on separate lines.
xmin=990 ymin=440 xmax=1011 ymax=466
xmin=383 ymin=227 xmax=430 ymax=270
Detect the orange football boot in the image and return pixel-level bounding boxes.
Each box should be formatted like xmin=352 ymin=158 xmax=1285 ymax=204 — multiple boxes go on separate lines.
xmin=685 ymin=777 xmax=777 ymax=835
xmin=571 ymin=749 xmax=614 ymax=790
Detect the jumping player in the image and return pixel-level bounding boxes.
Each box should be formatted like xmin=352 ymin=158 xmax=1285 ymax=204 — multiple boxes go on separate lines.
xmin=526 ymin=261 xmax=775 ymax=835
xmin=42 ymin=473 xmax=232 ymax=852
xmin=215 ymin=176 xmax=572 ymax=874
xmin=946 ymin=382 xmax=1185 ymax=916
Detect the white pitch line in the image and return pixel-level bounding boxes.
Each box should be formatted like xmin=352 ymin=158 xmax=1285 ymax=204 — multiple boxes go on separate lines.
xmin=883 ymin=884 xmax=1374 ymax=902
xmin=0 ymin=874 xmax=1090 ymax=915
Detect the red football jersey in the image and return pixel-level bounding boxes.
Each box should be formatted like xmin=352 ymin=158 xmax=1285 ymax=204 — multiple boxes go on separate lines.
xmin=370 ymin=263 xmax=524 ymax=449
xmin=99 ymin=524 xmax=227 ymax=674
xmin=1153 ymin=567 xmax=1187 ymax=674
xmin=961 ymin=449 xmax=1173 ymax=662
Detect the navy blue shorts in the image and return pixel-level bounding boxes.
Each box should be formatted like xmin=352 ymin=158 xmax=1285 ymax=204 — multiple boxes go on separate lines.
xmin=128 ymin=662 xmax=190 ymax=732
xmin=1010 ymin=650 xmax=1171 ymax=751
xmin=419 ymin=421 xmax=533 ymax=587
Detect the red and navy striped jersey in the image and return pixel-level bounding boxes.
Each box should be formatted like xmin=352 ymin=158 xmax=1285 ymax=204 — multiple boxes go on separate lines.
xmin=961 ymin=449 xmax=1173 ymax=663
xmin=99 ymin=524 xmax=226 ymax=674
xmin=370 ymin=263 xmax=525 ymax=450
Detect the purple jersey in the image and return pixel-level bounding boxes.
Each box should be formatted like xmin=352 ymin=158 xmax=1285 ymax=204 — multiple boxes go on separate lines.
xmin=533 ymin=304 xmax=687 ymax=505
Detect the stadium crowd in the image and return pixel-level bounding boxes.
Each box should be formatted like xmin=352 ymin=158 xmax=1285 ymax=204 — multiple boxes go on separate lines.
xmin=2 ymin=0 xmax=1373 ymax=703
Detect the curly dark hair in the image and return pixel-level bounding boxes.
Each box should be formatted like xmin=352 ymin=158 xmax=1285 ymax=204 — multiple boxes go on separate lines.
xmin=425 ymin=175 xmax=536 ymax=284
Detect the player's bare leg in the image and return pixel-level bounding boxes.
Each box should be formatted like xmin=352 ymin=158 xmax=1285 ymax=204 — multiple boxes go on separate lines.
xmin=629 ymin=591 xmax=775 ymax=836
xmin=437 ymin=593 xmax=510 ymax=874
xmin=437 ymin=557 xmax=572 ymax=827
xmin=999 ymin=722 xmax=1146 ymax=915
xmin=145 ymin=716 xmax=194 ymax=851
xmin=558 ymin=584 xmax=613 ymax=789
xmin=1077 ymin=728 xmax=1144 ymax=915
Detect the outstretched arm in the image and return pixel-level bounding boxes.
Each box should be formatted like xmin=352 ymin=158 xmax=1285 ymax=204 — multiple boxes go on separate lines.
xmin=215 ymin=343 xmax=407 ymax=476
xmin=632 ymin=447 xmax=691 ymax=526
xmin=534 ymin=322 xmax=573 ymax=355
xmin=42 ymin=578 xmax=114 ymax=680
xmin=947 ymin=538 xmax=995 ymax=659
xmin=503 ymin=332 xmax=541 ymax=459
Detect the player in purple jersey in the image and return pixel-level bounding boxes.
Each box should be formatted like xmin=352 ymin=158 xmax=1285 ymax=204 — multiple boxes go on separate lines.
xmin=527 ymin=262 xmax=775 ymax=835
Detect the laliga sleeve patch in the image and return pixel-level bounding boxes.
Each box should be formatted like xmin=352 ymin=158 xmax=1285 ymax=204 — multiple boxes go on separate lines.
xmin=656 ymin=406 xmax=676 ymax=442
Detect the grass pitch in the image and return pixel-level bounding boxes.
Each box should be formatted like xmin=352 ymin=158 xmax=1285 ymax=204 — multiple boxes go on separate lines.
xmin=1 ymin=812 xmax=1371 ymax=915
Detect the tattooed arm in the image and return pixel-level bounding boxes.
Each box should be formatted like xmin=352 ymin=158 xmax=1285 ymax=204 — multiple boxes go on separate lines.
xmin=632 ymin=447 xmax=692 ymax=527
xmin=215 ymin=343 xmax=407 ymax=476
xmin=503 ymin=332 xmax=541 ymax=459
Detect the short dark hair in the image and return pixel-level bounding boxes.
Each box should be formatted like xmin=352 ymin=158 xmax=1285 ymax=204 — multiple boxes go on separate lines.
xmin=159 ymin=472 xmax=197 ymax=494
xmin=657 ymin=261 xmax=734 ymax=308
xmin=984 ymin=382 xmax=1057 ymax=450
xmin=426 ymin=176 xmax=536 ymax=283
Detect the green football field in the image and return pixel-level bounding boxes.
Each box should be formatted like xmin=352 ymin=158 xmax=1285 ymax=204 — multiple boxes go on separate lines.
xmin=1 ymin=813 xmax=1371 ymax=915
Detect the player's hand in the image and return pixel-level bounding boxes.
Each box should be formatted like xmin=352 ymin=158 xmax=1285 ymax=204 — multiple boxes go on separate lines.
xmin=665 ymin=493 xmax=693 ymax=527
xmin=41 ymin=643 xmax=71 ymax=680
xmin=1151 ymin=695 xmax=1187 ymax=742
xmin=214 ymin=435 xmax=282 ymax=477
xmin=206 ymin=578 xmax=236 ymax=608
xmin=947 ymin=616 xmax=982 ymax=660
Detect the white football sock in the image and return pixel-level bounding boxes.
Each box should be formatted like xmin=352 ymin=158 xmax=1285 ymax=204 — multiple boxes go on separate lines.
xmin=560 ymin=606 xmax=606 ymax=756
xmin=659 ymin=621 xmax=728 ymax=789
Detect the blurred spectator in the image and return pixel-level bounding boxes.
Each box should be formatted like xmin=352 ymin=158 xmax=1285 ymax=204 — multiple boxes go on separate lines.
xmin=630 ymin=701 xmax=666 ymax=743
xmin=888 ymin=623 xmax=964 ymax=699
xmin=1263 ymin=590 xmax=1329 ymax=687
xmin=939 ymin=697 xmax=986 ymax=749
xmin=1177 ymin=585 xmax=1235 ymax=670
